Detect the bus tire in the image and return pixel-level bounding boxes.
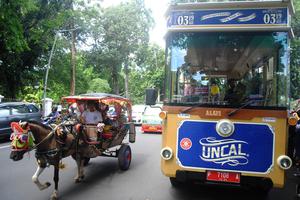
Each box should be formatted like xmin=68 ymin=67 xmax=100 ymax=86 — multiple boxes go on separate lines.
xmin=254 ymin=185 xmax=272 ymax=196
xmin=296 ymin=184 xmax=300 ymax=199
xmin=118 ymin=144 xmax=132 ymax=171
xmin=170 ymin=177 xmax=183 ymax=188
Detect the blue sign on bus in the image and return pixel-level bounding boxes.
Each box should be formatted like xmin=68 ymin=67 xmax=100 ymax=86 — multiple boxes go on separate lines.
xmin=168 ymin=8 xmax=288 ymax=27
xmin=177 ymin=120 xmax=274 ymax=174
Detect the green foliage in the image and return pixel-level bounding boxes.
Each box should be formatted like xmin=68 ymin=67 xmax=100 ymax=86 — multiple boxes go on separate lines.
xmin=129 ymin=44 xmax=165 ymax=104
xmin=87 ymin=78 xmax=111 ymax=93
xmin=23 ymin=84 xmax=43 ymax=103
xmin=0 ymin=0 xmax=66 ymax=98
xmin=291 ymin=0 xmax=300 ymax=100
xmin=0 ymin=0 xmax=37 ymax=52
xmin=291 ymin=39 xmax=300 ymax=100
xmin=90 ymin=0 xmax=154 ymax=94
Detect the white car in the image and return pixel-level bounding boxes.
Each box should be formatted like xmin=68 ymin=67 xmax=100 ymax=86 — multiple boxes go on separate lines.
xmin=132 ymin=105 xmax=146 ymax=125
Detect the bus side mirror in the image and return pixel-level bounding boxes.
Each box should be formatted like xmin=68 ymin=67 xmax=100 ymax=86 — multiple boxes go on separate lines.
xmin=145 ymin=88 xmax=158 ymax=106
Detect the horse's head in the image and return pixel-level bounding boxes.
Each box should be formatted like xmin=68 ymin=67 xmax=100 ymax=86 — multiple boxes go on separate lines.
xmin=9 ymin=122 xmax=34 ymax=161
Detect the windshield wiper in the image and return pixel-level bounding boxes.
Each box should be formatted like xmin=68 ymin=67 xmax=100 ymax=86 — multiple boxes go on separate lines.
xmin=181 ymin=105 xmax=199 ymax=113
xmin=227 ymin=100 xmax=253 ymax=117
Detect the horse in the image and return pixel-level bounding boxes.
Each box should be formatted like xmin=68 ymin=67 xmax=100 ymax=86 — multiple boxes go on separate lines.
xmin=9 ymin=120 xmax=87 ymax=200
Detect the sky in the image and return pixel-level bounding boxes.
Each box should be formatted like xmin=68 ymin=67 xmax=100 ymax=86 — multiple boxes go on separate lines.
xmin=101 ymin=0 xmax=170 ymax=47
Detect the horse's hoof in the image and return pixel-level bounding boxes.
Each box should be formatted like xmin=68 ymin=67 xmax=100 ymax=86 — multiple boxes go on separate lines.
xmin=50 ymin=194 xmax=58 ymax=200
xmin=74 ymin=178 xmax=81 ymax=183
xmin=39 ymin=182 xmax=51 ymax=190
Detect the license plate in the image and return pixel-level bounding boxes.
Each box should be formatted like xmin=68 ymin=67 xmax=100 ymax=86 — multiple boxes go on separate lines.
xmin=149 ymin=126 xmax=156 ymax=130
xmin=206 ymin=171 xmax=240 ymax=183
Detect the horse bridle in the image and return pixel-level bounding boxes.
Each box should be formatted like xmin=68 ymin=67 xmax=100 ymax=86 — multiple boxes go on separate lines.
xmin=11 ymin=122 xmax=66 ymax=152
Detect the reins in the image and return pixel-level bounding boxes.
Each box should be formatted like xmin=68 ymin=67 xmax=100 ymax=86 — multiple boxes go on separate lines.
xmin=28 ymin=121 xmax=67 ymax=152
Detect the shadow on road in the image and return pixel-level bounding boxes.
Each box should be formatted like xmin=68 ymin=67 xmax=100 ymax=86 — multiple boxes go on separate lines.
xmin=168 ymin=167 xmax=300 ymax=200
xmin=169 ymin=183 xmax=271 ymax=200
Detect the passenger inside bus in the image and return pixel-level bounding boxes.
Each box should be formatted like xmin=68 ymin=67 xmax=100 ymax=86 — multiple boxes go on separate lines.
xmin=210 ymin=80 xmax=220 ymax=104
xmin=224 ymin=79 xmax=247 ymax=105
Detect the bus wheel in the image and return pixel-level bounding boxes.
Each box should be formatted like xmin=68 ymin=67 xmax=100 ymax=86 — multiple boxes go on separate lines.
xmin=118 ymin=144 xmax=132 ymax=171
xmin=170 ymin=177 xmax=183 ymax=188
xmin=254 ymin=184 xmax=272 ymax=196
xmin=296 ymin=184 xmax=300 ymax=199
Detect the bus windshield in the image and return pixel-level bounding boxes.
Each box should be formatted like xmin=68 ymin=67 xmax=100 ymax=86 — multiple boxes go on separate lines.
xmin=165 ymin=32 xmax=289 ymax=108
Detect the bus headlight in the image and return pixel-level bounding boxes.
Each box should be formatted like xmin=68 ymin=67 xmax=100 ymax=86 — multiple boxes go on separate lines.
xmin=216 ymin=119 xmax=234 ymax=137
xmin=277 ymin=155 xmax=292 ymax=170
xmin=159 ymin=111 xmax=167 ymax=119
xmin=161 ymin=147 xmax=173 ymax=160
xmin=288 ymin=113 xmax=299 ymax=126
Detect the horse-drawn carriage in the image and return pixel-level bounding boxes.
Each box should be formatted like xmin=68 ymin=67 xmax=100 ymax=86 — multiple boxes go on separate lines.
xmin=62 ymin=93 xmax=136 ymax=167
xmin=9 ymin=93 xmax=136 ymax=200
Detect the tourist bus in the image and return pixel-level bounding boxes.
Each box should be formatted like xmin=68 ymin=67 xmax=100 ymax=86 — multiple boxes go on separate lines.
xmin=146 ymin=0 xmax=295 ymax=192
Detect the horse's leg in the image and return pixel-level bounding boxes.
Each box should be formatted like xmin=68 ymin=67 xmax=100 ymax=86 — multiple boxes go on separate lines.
xmin=79 ymin=157 xmax=85 ymax=180
xmin=50 ymin=163 xmax=59 ymax=200
xmin=32 ymin=163 xmax=51 ymax=190
xmin=74 ymin=154 xmax=85 ymax=183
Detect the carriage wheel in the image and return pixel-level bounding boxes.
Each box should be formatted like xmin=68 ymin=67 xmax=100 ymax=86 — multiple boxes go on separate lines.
xmin=118 ymin=144 xmax=131 ymax=171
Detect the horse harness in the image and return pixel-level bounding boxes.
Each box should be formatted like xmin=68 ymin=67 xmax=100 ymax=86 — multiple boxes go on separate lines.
xmin=35 ymin=124 xmax=77 ymax=162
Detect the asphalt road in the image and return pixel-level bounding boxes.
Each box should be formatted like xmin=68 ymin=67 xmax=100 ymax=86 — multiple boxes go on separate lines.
xmin=0 ymin=127 xmax=299 ymax=200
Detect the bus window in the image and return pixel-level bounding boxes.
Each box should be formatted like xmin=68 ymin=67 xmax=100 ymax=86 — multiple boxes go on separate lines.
xmin=165 ymin=32 xmax=288 ymax=108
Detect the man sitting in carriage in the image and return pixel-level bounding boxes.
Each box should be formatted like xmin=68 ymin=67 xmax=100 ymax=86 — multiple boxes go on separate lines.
xmin=80 ymin=101 xmax=104 ymax=143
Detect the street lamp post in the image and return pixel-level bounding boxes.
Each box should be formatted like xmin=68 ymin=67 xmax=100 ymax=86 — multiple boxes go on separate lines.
xmin=43 ymin=32 xmax=59 ymax=101
xmin=42 ymin=32 xmax=58 ymax=117
xmin=42 ymin=28 xmax=78 ymax=116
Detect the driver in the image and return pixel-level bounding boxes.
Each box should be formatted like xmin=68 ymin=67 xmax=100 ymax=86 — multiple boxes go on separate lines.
xmin=81 ymin=101 xmax=103 ymax=125
xmin=80 ymin=101 xmax=104 ymax=142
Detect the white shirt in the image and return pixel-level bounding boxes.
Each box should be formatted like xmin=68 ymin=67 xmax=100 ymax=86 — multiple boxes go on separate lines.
xmin=82 ymin=110 xmax=103 ymax=124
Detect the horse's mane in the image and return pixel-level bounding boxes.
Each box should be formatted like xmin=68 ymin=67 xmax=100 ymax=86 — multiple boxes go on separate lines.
xmin=27 ymin=120 xmax=53 ymax=131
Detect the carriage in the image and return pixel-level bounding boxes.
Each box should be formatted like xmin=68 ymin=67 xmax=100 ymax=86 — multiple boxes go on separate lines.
xmin=61 ymin=93 xmax=136 ymax=169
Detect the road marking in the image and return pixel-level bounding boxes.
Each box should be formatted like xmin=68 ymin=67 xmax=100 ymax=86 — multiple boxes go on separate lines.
xmin=0 ymin=145 xmax=10 ymax=149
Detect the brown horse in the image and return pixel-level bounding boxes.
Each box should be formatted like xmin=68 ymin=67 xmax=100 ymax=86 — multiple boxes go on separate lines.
xmin=9 ymin=120 xmax=87 ymax=200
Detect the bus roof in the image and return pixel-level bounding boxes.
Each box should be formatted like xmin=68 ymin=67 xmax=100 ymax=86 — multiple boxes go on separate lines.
xmin=167 ymin=0 xmax=294 ymax=14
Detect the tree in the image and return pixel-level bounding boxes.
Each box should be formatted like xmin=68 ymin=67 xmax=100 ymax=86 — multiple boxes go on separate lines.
xmin=0 ymin=0 xmax=66 ymax=99
xmin=87 ymin=78 xmax=111 ymax=93
xmin=129 ymin=44 xmax=165 ymax=104
xmin=290 ymin=0 xmax=300 ymax=101
xmin=90 ymin=0 xmax=154 ymax=95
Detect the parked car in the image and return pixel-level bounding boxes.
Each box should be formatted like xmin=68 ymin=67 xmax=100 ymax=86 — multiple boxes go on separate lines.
xmin=141 ymin=105 xmax=162 ymax=133
xmin=0 ymin=102 xmax=42 ymax=138
xmin=132 ymin=105 xmax=146 ymax=125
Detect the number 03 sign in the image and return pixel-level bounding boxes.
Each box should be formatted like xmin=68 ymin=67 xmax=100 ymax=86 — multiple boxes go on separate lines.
xmin=168 ymin=8 xmax=288 ymax=27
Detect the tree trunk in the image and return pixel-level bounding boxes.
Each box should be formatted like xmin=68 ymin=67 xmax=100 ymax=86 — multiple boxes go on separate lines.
xmin=5 ymin=70 xmax=17 ymax=99
xmin=70 ymin=29 xmax=76 ymax=95
xmin=124 ymin=60 xmax=130 ymax=98
xmin=112 ymin=65 xmax=119 ymax=94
